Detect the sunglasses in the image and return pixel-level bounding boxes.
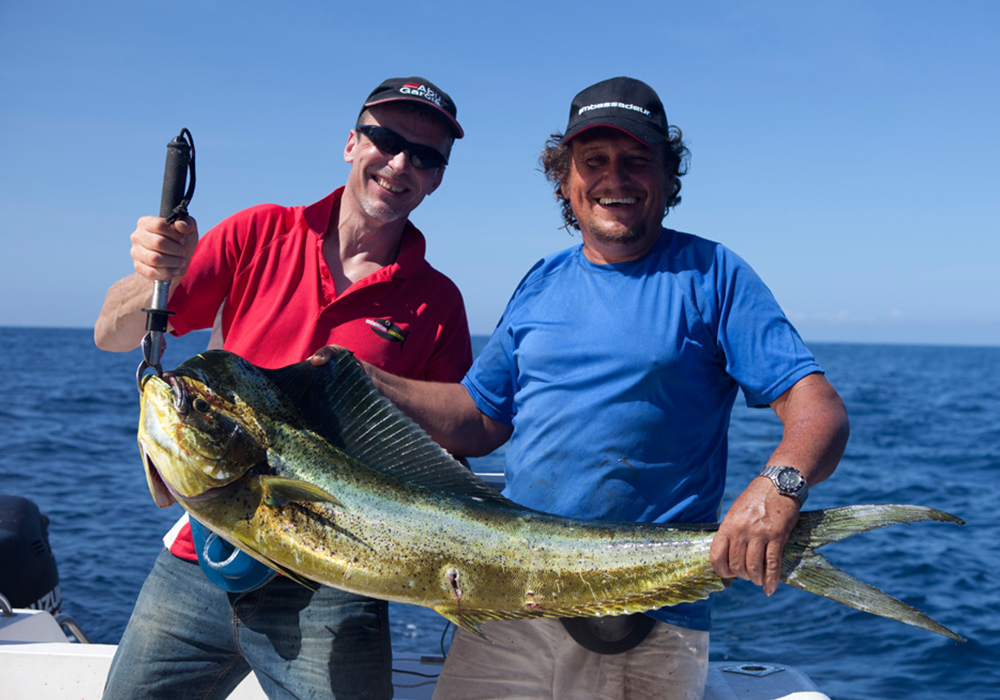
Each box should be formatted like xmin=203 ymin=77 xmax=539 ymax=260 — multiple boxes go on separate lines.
xmin=354 ymin=125 xmax=449 ymax=170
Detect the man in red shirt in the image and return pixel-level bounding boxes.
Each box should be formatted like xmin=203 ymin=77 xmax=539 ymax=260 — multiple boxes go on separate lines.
xmin=95 ymin=76 xmax=472 ymax=700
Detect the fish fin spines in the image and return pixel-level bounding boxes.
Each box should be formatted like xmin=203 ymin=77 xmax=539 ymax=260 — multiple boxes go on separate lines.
xmin=431 ymin=575 xmax=728 ymax=635
xmin=433 ymin=606 xmax=489 ymax=639
xmin=262 ymin=351 xmax=516 ymax=505
xmin=546 ymin=577 xmax=728 ymax=619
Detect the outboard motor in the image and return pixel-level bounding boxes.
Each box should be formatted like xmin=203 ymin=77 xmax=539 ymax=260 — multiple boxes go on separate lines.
xmin=0 ymin=495 xmax=62 ymax=613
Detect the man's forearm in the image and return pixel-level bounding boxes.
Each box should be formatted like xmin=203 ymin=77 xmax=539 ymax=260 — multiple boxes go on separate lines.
xmin=94 ymin=273 xmax=167 ymax=352
xmin=710 ymin=372 xmax=849 ymax=594
xmin=365 ymin=364 xmax=511 ymax=458
xmin=766 ymin=372 xmax=850 ymax=486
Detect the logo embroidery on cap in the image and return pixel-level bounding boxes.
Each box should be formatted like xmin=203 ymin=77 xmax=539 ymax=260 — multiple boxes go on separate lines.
xmin=578 ymin=102 xmax=651 ymax=117
xmin=366 ymin=318 xmax=408 ymax=344
xmin=399 ymin=83 xmax=443 ymax=107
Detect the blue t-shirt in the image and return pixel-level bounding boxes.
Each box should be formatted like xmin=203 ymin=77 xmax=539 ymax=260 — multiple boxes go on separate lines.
xmin=462 ymin=228 xmax=821 ymax=630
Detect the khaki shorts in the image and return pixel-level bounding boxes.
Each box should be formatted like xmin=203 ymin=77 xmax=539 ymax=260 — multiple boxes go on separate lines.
xmin=433 ymin=617 xmax=709 ymax=700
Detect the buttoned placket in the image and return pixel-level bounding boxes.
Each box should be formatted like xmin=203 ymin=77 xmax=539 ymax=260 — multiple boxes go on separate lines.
xmin=314 ymin=234 xmax=400 ymax=318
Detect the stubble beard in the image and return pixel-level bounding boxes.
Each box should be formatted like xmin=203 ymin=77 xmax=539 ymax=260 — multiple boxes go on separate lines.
xmin=358 ymin=195 xmax=409 ymax=224
xmin=357 ymin=184 xmax=412 ymax=224
xmin=352 ymin=167 xmax=418 ymax=224
xmin=585 ymin=217 xmax=650 ymax=246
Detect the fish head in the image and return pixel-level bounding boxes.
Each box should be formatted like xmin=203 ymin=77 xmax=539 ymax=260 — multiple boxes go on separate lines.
xmin=138 ymin=351 xmax=268 ymax=508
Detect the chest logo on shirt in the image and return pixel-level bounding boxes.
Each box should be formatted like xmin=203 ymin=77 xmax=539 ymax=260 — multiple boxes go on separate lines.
xmin=366 ymin=318 xmax=408 ymax=344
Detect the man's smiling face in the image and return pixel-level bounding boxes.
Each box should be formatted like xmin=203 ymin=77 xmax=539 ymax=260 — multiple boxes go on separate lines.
xmin=561 ymin=128 xmax=670 ymax=262
xmin=344 ymin=104 xmax=451 ymax=225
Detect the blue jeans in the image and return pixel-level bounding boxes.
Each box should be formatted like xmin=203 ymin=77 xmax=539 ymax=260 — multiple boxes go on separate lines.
xmin=103 ymin=550 xmax=392 ymax=700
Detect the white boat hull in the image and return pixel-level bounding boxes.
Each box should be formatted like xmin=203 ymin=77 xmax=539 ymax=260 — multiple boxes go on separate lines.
xmin=0 ymin=608 xmax=829 ymax=700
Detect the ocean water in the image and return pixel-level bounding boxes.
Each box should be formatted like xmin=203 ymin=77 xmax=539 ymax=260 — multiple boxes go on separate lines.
xmin=1 ymin=326 xmax=997 ymax=700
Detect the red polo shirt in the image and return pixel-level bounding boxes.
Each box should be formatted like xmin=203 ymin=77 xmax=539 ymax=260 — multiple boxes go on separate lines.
xmin=163 ymin=187 xmax=472 ymax=559
xmin=169 ymin=186 xmax=471 ymax=378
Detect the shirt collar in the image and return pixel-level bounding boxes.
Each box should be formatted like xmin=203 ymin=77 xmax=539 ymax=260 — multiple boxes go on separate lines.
xmin=304 ymin=186 xmax=427 ymax=279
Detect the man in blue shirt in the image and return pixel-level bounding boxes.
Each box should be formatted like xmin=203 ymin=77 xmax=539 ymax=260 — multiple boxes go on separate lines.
xmin=313 ymin=76 xmax=850 ymax=700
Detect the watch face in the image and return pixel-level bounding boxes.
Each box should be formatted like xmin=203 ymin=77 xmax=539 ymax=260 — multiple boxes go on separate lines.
xmin=777 ymin=468 xmax=804 ymax=491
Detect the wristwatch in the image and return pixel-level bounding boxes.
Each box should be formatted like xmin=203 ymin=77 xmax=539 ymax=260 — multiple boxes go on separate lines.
xmin=758 ymin=465 xmax=809 ymax=507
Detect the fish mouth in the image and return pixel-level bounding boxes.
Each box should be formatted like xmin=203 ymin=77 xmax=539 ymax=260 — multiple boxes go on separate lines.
xmin=139 ymin=358 xmax=264 ymax=509
xmin=162 ymin=371 xmax=188 ymax=413
xmin=142 ymin=448 xmax=233 ymax=507
xmin=143 ymin=449 xmax=178 ymax=508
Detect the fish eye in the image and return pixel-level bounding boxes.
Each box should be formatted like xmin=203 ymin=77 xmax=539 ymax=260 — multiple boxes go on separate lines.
xmin=192 ymin=398 xmax=211 ymax=414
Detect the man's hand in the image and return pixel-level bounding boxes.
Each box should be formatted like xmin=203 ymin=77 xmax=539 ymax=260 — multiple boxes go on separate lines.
xmin=711 ymin=372 xmax=849 ymax=595
xmin=709 ymin=477 xmax=800 ymax=596
xmin=130 ymin=215 xmax=199 ymax=282
xmin=94 ymin=215 xmax=200 ymax=351
xmin=308 ymin=345 xmax=353 ymax=367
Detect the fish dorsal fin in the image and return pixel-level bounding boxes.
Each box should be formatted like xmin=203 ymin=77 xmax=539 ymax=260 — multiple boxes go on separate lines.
xmin=260 ymin=352 xmax=513 ymax=505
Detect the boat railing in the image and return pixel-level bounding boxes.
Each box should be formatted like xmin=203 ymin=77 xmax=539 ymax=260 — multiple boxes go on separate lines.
xmin=55 ymin=613 xmax=91 ymax=644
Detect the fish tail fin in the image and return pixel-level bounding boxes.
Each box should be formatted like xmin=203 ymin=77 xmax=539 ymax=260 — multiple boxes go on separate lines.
xmin=783 ymin=505 xmax=965 ymax=641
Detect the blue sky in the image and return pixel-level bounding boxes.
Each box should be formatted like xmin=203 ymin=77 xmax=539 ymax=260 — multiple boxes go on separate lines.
xmin=1 ymin=1 xmax=998 ymax=345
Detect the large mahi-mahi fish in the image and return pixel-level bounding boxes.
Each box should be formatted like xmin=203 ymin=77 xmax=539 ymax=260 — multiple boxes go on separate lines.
xmin=137 ymin=349 xmax=964 ymax=641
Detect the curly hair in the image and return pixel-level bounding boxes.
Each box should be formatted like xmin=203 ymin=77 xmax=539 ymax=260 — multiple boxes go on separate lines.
xmin=540 ymin=127 xmax=690 ymax=231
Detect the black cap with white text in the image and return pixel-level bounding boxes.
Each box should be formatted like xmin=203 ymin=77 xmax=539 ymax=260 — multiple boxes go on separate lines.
xmin=563 ymin=77 xmax=668 ymax=146
xmin=361 ymin=77 xmax=464 ymax=139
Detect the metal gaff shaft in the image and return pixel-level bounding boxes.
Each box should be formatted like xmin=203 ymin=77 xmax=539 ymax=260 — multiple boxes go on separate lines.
xmin=137 ymin=131 xmax=194 ymax=391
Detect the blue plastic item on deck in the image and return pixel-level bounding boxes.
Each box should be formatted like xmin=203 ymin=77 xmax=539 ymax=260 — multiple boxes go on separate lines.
xmin=188 ymin=517 xmax=277 ymax=593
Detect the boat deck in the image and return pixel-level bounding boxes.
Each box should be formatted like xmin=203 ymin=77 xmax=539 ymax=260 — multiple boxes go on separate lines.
xmin=2 ymin=608 xmax=829 ymax=700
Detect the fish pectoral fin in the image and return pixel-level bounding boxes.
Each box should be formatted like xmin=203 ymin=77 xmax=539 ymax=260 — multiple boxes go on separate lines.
xmin=261 ymin=476 xmax=344 ymax=510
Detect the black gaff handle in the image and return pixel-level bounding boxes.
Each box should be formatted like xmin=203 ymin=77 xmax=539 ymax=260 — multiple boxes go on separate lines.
xmin=160 ymin=130 xmax=196 ymax=223
xmin=149 ymin=129 xmax=196 ymax=325
xmin=138 ymin=129 xmax=196 ymax=392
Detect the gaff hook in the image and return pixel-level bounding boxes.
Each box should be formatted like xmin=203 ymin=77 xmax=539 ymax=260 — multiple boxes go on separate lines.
xmin=136 ymin=129 xmax=196 ymax=393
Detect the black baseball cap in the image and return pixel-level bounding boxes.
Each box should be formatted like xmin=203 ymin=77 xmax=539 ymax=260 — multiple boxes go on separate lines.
xmin=361 ymin=77 xmax=464 ymax=139
xmin=563 ymin=77 xmax=668 ymax=146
